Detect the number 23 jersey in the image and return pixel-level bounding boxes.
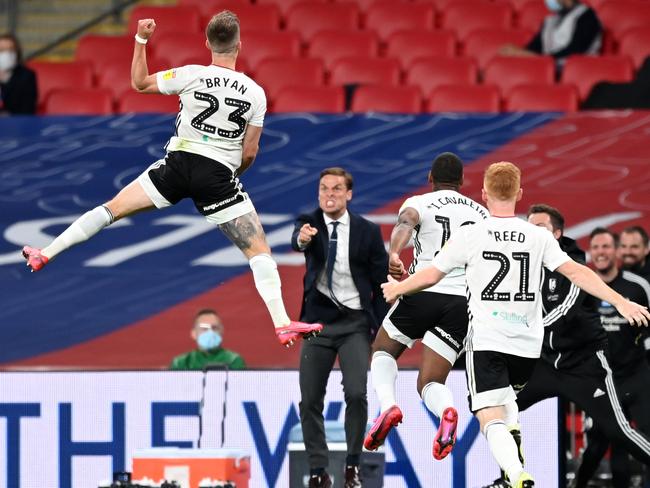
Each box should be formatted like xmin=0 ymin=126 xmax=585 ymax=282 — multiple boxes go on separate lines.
xmin=433 ymin=217 xmax=570 ymax=357
xmin=157 ymin=65 xmax=266 ymax=173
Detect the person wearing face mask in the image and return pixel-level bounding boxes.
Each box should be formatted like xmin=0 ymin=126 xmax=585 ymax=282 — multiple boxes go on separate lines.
xmin=170 ymin=308 xmax=246 ymax=371
xmin=291 ymin=167 xmax=389 ymax=488
xmin=499 ymin=0 xmax=602 ymax=69
xmin=0 ymin=33 xmax=37 ymax=115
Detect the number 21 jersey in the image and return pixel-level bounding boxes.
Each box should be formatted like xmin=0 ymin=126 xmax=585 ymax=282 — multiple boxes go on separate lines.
xmin=157 ymin=65 xmax=266 ymax=173
xmin=433 ymin=217 xmax=570 ymax=357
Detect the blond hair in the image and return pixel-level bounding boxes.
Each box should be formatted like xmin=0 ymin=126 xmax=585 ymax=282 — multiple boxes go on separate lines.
xmin=206 ymin=10 xmax=240 ymax=54
xmin=484 ymin=162 xmax=521 ymax=201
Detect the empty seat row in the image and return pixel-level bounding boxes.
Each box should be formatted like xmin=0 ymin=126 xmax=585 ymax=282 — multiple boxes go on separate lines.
xmin=39 ymin=83 xmax=580 ymax=115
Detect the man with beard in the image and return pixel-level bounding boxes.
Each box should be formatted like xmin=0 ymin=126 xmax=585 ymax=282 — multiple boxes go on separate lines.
xmin=619 ymin=226 xmax=650 ymax=281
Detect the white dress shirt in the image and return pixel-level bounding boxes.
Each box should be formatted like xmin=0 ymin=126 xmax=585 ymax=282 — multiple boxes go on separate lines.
xmin=315 ymin=211 xmax=362 ymax=310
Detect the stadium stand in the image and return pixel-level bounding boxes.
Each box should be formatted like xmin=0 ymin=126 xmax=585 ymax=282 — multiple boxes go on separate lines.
xmin=364 ymin=2 xmax=435 ymax=40
xmin=562 ymin=55 xmax=635 ymax=100
xmin=618 ymin=27 xmax=650 ymax=69
xmin=285 ymin=3 xmax=361 ymax=42
xmin=463 ymin=28 xmax=533 ymax=68
xmin=44 ymin=87 xmax=113 ymax=115
xmin=440 ymin=2 xmax=513 ymax=40
xmin=29 ymin=61 xmax=94 ymax=110
xmin=181 ymin=1 xmax=282 ymax=32
xmin=273 ymin=86 xmax=345 ymax=113
xmin=505 ymin=84 xmax=579 ymax=112
xmin=516 ymin=0 xmax=548 ymax=32
xmin=406 ymin=57 xmax=478 ymax=96
xmin=236 ymin=31 xmax=301 ymax=71
xmin=256 ymin=0 xmax=328 ymax=17
xmin=75 ymin=35 xmax=133 ymax=74
xmin=329 ymin=57 xmax=401 ymax=86
xmin=351 ymin=85 xmax=423 ymax=113
xmin=308 ymin=30 xmax=379 ymax=70
xmin=483 ymin=56 xmax=555 ymax=95
xmin=127 ymin=5 xmax=201 ymax=38
xmin=427 ymin=84 xmax=501 ymax=113
xmin=255 ymin=58 xmax=325 ymax=99
xmin=152 ymin=33 xmax=208 ymax=68
xmin=386 ymin=30 xmax=457 ymax=69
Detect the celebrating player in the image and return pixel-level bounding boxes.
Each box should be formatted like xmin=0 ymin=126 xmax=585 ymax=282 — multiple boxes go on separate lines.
xmin=381 ymin=162 xmax=650 ymax=488
xmin=21 ymin=11 xmax=322 ymax=347
xmin=364 ymin=152 xmax=488 ymax=461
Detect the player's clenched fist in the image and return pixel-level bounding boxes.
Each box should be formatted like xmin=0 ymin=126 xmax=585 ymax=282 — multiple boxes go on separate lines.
xmin=298 ymin=223 xmax=318 ymax=246
xmin=388 ymin=252 xmax=405 ymax=279
xmin=137 ymin=19 xmax=156 ymax=39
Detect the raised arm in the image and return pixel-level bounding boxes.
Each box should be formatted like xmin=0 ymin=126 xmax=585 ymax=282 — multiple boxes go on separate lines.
xmin=236 ymin=125 xmax=263 ymax=177
xmin=556 ymin=260 xmax=650 ymax=326
xmin=131 ymin=19 xmax=160 ymax=93
xmin=388 ymin=207 xmax=419 ymax=278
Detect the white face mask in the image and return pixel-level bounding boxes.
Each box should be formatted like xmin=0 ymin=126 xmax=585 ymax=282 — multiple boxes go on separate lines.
xmin=545 ymin=0 xmax=563 ymax=12
xmin=0 ymin=51 xmax=17 ymax=71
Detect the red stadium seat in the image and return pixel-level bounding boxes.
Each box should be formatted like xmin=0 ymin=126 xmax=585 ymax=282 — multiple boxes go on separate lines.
xmin=273 ymin=86 xmax=345 ymax=113
xmin=463 ymin=29 xmax=534 ymax=68
xmin=336 ymin=0 xmax=409 ymax=10
xmin=427 ymin=84 xmax=501 ymax=112
xmin=76 ymin=35 xmax=133 ymax=75
xmin=127 ymin=6 xmax=201 ymax=38
xmin=386 ymin=30 xmax=457 ymax=70
xmin=96 ymin=57 xmax=169 ymax=99
xmin=517 ymin=0 xmax=548 ymax=31
xmin=236 ymin=31 xmax=301 ymax=71
xmin=483 ymin=56 xmax=555 ymax=95
xmin=200 ymin=4 xmax=281 ymax=33
xmin=256 ymin=0 xmax=327 ymax=17
xmin=309 ymin=30 xmax=379 ymax=70
xmin=29 ymin=61 xmax=93 ymax=106
xmin=505 ymin=84 xmax=579 ymax=111
xmin=440 ymin=2 xmax=513 ymax=41
xmin=406 ymin=57 xmax=477 ymax=95
xmin=352 ymin=85 xmax=422 ymax=113
xmin=365 ymin=3 xmax=435 ymax=41
xmin=618 ymin=27 xmax=650 ymax=69
xmin=286 ymin=3 xmax=360 ymax=42
xmin=598 ymin=1 xmax=650 ymax=38
xmin=561 ymin=55 xmax=634 ymax=99
xmin=153 ymin=33 xmax=208 ymax=68
xmin=330 ymin=57 xmax=401 ymax=86
xmin=415 ymin=0 xmax=491 ymax=11
xmin=44 ymin=88 xmax=113 ymax=115
xmin=117 ymin=92 xmax=180 ymax=114
xmin=182 ymin=1 xmax=281 ymax=32
xmin=255 ymin=58 xmax=325 ymax=99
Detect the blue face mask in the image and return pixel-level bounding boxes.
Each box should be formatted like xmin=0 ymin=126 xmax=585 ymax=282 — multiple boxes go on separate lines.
xmin=545 ymin=0 xmax=563 ymax=12
xmin=197 ymin=330 xmax=222 ymax=351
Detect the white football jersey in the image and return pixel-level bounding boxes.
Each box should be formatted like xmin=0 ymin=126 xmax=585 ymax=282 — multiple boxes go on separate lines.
xmin=400 ymin=190 xmax=488 ymax=296
xmin=156 ymin=64 xmax=266 ymax=173
xmin=433 ymin=217 xmax=570 ymax=357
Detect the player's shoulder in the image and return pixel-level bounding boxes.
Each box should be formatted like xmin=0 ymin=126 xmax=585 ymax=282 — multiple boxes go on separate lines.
xmin=236 ymin=70 xmax=266 ymax=98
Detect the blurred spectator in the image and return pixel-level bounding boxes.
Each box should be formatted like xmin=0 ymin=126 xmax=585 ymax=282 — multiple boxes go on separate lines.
xmin=500 ymin=0 xmax=602 ymax=68
xmin=170 ymin=308 xmax=246 ymax=370
xmin=619 ymin=226 xmax=650 ymax=281
xmin=0 ymin=33 xmax=37 ymax=115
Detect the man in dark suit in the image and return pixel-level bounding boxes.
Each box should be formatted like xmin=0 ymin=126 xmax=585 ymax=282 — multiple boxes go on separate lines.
xmin=291 ymin=167 xmax=389 ymax=488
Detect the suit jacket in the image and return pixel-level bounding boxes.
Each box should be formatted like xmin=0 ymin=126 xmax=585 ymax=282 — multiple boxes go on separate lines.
xmin=291 ymin=208 xmax=389 ymax=332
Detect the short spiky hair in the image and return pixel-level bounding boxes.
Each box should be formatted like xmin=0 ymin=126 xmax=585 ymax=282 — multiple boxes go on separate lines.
xmin=206 ymin=10 xmax=240 ymax=54
xmin=484 ymin=161 xmax=521 ymax=201
xmin=527 ymin=204 xmax=565 ymax=232
xmin=431 ymin=152 xmax=463 ymax=185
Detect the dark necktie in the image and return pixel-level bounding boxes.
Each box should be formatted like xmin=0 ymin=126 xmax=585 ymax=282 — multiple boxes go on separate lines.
xmin=326 ymin=221 xmax=343 ymax=307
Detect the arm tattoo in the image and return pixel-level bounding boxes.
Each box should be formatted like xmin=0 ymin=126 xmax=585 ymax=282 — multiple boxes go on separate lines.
xmin=219 ymin=212 xmax=264 ymax=251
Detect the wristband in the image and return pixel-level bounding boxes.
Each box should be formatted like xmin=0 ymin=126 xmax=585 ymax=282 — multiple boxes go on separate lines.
xmin=134 ymin=34 xmax=148 ymax=45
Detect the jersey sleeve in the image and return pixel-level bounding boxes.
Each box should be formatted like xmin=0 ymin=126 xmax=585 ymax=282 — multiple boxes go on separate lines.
xmin=156 ymin=66 xmax=194 ymax=95
xmin=398 ymin=196 xmax=422 ymax=223
xmin=542 ymin=231 xmax=571 ymax=271
xmin=248 ymin=86 xmax=267 ymax=127
xmin=432 ymin=229 xmax=468 ymax=273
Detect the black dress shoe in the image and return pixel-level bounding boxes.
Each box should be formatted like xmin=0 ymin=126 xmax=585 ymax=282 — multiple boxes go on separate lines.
xmin=309 ymin=472 xmax=332 ymax=488
xmin=344 ymin=465 xmax=362 ymax=488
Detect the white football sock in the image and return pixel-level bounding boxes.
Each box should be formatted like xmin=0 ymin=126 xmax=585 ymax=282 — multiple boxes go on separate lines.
xmin=421 ymin=381 xmax=454 ymax=419
xmin=249 ymin=253 xmax=291 ymax=328
xmin=371 ymin=351 xmax=398 ymax=412
xmin=504 ymin=401 xmax=520 ymax=428
xmin=42 ymin=205 xmax=113 ymax=259
xmin=483 ymin=419 xmax=524 ymax=482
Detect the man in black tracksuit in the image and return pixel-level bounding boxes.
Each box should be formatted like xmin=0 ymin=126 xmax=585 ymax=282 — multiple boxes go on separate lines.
xmin=483 ymin=205 xmax=650 ymax=488
xmin=575 ymin=228 xmax=650 ymax=488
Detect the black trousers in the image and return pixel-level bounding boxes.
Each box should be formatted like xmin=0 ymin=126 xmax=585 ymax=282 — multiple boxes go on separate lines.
xmin=299 ymin=310 xmax=371 ymax=469
xmin=516 ymin=350 xmax=650 ymax=482
xmin=577 ymin=361 xmax=650 ymax=488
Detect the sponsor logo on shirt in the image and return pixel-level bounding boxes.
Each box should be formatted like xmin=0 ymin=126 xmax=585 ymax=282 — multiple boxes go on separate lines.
xmin=162 ymin=69 xmax=176 ymax=80
xmin=549 ymin=278 xmax=557 ymax=292
xmin=492 ymin=310 xmax=529 ymax=326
